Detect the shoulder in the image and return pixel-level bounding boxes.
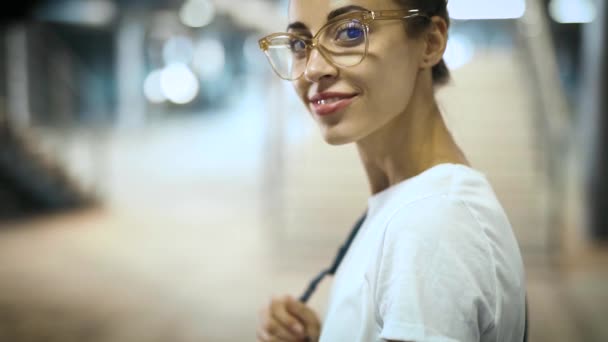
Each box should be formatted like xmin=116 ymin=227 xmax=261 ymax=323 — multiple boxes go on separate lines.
xmin=379 ymin=164 xmax=509 ymax=254
xmin=370 ymin=163 xmax=517 ymax=289
xmin=371 ymin=166 xmax=526 ymax=339
xmin=379 ymin=192 xmax=495 ymax=279
xmin=374 ymin=194 xmax=500 ymax=337
xmin=381 ymin=191 xmax=487 ymax=248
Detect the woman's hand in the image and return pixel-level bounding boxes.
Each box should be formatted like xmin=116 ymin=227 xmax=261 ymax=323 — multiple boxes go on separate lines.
xmin=257 ymin=295 xmax=321 ymax=342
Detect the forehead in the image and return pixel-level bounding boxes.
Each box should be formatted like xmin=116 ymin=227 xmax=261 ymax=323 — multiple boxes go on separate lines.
xmin=289 ymin=0 xmax=400 ymax=31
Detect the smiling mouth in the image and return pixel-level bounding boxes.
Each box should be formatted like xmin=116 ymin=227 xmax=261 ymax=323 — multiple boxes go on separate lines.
xmin=309 ymin=94 xmax=358 ymax=117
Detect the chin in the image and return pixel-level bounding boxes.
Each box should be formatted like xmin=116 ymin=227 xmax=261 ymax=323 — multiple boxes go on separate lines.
xmin=315 ymin=110 xmax=366 ymax=146
xmin=321 ymin=130 xmax=355 ymax=146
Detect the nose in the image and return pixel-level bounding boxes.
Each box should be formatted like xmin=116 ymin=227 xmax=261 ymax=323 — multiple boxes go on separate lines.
xmin=303 ymin=48 xmax=338 ymax=83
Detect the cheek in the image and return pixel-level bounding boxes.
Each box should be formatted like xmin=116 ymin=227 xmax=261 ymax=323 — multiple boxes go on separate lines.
xmin=356 ymin=55 xmax=418 ymax=115
xmin=355 ymin=34 xmax=422 ymax=113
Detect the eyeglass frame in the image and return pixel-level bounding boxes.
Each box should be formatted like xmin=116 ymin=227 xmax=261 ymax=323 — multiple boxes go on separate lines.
xmin=258 ymin=9 xmax=431 ymax=81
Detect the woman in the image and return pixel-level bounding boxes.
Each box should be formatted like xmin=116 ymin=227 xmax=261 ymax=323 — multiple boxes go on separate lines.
xmin=257 ymin=0 xmax=526 ymax=341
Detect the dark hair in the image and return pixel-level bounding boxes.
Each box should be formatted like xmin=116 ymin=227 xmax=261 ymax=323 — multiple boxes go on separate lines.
xmin=395 ymin=0 xmax=450 ymax=86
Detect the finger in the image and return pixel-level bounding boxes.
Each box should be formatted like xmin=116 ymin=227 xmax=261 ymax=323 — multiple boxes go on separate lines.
xmin=285 ymin=297 xmax=321 ymax=339
xmin=256 ymin=325 xmax=271 ymax=342
xmin=262 ymin=314 xmax=299 ymax=341
xmin=257 ymin=325 xmax=290 ymax=342
xmin=270 ymin=297 xmax=306 ymax=338
xmin=285 ymin=296 xmax=316 ymax=323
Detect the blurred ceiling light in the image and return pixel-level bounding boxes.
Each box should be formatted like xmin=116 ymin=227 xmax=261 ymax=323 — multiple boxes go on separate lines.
xmin=193 ymin=38 xmax=226 ymax=80
xmin=163 ymin=36 xmax=194 ymax=65
xmin=180 ymin=0 xmax=216 ymax=28
xmin=548 ymin=0 xmax=596 ymax=24
xmin=160 ymin=63 xmax=200 ymax=104
xmin=443 ymin=33 xmax=475 ymax=70
xmin=35 ymin=0 xmax=116 ymax=26
xmin=144 ymin=69 xmax=167 ymax=104
xmin=448 ymin=0 xmax=526 ymax=20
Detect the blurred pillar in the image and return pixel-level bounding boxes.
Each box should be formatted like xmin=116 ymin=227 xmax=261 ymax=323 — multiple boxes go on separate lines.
xmin=581 ymin=0 xmax=608 ymax=240
xmin=0 ymin=32 xmax=5 ymax=128
xmin=262 ymin=76 xmax=286 ymax=233
xmin=48 ymin=45 xmax=76 ymax=127
xmin=0 ymin=0 xmax=39 ymax=130
xmin=115 ymin=11 xmax=146 ymax=129
xmin=4 ymin=24 xmax=31 ymax=131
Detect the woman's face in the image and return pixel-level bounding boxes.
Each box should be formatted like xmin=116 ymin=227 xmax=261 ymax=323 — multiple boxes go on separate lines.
xmin=289 ymin=0 xmax=427 ymax=145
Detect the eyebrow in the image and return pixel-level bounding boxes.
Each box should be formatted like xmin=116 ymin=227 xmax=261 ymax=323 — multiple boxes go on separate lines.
xmin=327 ymin=5 xmax=369 ymax=21
xmin=286 ymin=21 xmax=309 ymax=33
xmin=286 ymin=5 xmax=370 ymax=33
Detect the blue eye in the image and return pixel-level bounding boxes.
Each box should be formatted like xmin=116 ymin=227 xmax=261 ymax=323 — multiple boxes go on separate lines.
xmin=346 ymin=28 xmax=363 ymax=39
xmin=290 ymin=39 xmax=307 ymax=53
xmin=335 ymin=23 xmax=365 ymax=44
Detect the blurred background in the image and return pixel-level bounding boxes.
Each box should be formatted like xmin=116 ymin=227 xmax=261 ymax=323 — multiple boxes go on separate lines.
xmin=0 ymin=0 xmax=606 ymax=341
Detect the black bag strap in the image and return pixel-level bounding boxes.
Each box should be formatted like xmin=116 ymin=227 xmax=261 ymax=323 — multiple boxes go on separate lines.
xmin=299 ymin=212 xmax=367 ymax=303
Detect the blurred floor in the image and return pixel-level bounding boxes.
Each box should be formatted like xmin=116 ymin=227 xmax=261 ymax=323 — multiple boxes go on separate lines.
xmin=0 ymin=50 xmax=607 ymax=341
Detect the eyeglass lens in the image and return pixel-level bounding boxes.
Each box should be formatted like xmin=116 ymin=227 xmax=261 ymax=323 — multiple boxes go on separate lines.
xmin=265 ymin=19 xmax=368 ymax=80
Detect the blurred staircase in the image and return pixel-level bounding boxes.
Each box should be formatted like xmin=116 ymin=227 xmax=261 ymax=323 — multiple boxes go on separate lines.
xmin=0 ymin=126 xmax=93 ymax=221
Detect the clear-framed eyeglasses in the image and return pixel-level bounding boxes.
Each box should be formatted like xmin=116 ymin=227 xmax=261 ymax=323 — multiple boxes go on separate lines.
xmin=258 ymin=9 xmax=430 ymax=81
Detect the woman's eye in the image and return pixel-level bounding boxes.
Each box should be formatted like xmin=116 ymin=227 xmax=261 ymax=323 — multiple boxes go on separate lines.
xmin=335 ymin=25 xmax=364 ymax=43
xmin=290 ymin=39 xmax=307 ymax=52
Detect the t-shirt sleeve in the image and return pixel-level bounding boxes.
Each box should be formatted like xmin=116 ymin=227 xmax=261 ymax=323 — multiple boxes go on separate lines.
xmin=375 ymin=195 xmax=497 ymax=342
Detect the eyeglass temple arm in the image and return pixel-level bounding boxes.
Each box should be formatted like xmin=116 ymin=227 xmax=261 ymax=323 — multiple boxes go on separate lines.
xmin=368 ymin=9 xmax=429 ymax=21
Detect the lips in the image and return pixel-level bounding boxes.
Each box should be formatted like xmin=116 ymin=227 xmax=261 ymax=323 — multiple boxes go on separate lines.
xmin=308 ymin=92 xmax=358 ymax=116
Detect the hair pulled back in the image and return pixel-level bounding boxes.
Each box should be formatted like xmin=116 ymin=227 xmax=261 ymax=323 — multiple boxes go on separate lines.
xmin=395 ymin=0 xmax=450 ymax=86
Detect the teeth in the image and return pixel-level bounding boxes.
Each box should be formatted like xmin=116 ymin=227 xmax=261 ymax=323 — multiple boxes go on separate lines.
xmin=315 ymin=97 xmax=342 ymax=105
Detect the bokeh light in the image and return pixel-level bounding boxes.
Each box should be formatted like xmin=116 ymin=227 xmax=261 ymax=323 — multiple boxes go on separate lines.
xmin=193 ymin=38 xmax=226 ymax=80
xmin=443 ymin=33 xmax=475 ymax=70
xmin=179 ymin=0 xmax=216 ymax=28
xmin=549 ymin=0 xmax=597 ymax=24
xmin=448 ymin=0 xmax=526 ymax=20
xmin=143 ymin=69 xmax=167 ymax=104
xmin=160 ymin=63 xmax=200 ymax=104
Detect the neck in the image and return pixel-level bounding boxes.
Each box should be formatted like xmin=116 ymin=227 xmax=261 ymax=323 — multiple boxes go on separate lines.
xmin=355 ymin=80 xmax=469 ymax=195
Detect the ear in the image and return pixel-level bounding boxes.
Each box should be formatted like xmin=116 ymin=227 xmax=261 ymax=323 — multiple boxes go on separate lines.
xmin=420 ymin=16 xmax=448 ymax=69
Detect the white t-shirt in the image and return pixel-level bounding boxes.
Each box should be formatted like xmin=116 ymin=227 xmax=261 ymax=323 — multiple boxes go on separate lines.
xmin=319 ymin=163 xmax=526 ymax=342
